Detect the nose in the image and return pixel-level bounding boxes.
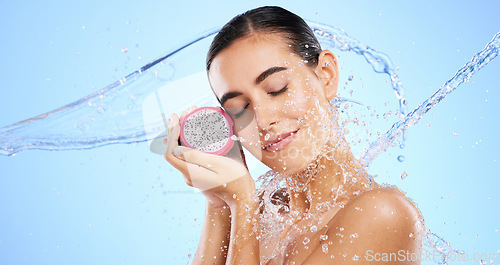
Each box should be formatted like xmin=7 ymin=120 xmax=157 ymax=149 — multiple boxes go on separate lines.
xmin=253 ymin=102 xmax=279 ymax=132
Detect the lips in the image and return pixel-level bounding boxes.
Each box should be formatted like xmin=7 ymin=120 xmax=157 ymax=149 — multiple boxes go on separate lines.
xmin=263 ymin=129 xmax=299 ymax=152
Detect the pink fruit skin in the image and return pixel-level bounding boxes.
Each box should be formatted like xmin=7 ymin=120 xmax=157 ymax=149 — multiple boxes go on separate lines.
xmin=179 ymin=106 xmax=234 ymax=156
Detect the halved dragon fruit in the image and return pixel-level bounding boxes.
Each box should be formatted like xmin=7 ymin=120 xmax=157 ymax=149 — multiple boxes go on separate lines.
xmin=179 ymin=106 xmax=234 ymax=155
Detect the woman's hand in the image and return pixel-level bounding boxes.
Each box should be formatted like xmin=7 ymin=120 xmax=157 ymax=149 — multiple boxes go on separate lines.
xmin=164 ymin=106 xmax=256 ymax=209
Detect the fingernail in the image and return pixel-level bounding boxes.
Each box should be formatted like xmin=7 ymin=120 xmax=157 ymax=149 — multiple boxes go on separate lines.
xmin=173 ymin=147 xmax=183 ymax=157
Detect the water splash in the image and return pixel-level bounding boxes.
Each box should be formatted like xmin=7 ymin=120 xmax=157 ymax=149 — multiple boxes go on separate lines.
xmin=0 ymin=28 xmax=220 ymax=156
xmin=0 ymin=22 xmax=407 ymax=157
xmin=358 ymin=31 xmax=499 ymax=166
xmin=0 ymin=22 xmax=498 ymax=265
xmin=0 ymin=25 xmax=497 ymax=168
xmin=312 ymin=22 xmax=408 ymax=118
xmin=421 ymin=225 xmax=475 ymax=265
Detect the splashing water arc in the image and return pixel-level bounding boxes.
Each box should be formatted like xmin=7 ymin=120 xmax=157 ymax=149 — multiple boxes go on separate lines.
xmin=0 ymin=22 xmax=407 ymax=157
xmin=0 ymin=23 xmax=497 ymax=164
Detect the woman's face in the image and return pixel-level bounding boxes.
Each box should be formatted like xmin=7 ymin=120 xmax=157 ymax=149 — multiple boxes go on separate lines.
xmin=209 ymin=34 xmax=339 ymax=174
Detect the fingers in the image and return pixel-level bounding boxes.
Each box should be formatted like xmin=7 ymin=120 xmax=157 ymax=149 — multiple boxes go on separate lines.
xmin=179 ymin=105 xmax=198 ymax=124
xmin=163 ymin=112 xmax=194 ymax=184
xmin=164 ymin=113 xmax=184 ymax=170
xmin=177 ymin=146 xmax=249 ymax=181
xmin=164 ymin=113 xmax=180 ymax=156
xmin=172 ymin=146 xmax=217 ymax=172
xmin=167 ymin=146 xmax=224 ymax=191
xmin=165 ymin=105 xmax=197 ymax=154
xmin=171 ymin=146 xmax=240 ymax=191
xmin=165 ymin=130 xmax=252 ymax=193
xmin=163 ymin=105 xmax=198 ymax=186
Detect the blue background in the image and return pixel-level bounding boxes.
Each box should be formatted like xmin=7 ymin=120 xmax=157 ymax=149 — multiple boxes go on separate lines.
xmin=1 ymin=0 xmax=498 ymax=264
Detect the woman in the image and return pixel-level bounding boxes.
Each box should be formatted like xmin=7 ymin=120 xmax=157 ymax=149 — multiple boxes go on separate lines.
xmin=164 ymin=6 xmax=423 ymax=264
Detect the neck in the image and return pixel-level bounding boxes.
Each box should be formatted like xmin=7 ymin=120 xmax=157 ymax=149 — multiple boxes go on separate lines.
xmin=285 ymin=137 xmax=372 ymax=214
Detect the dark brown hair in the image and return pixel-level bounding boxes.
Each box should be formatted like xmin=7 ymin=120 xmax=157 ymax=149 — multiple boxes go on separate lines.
xmin=206 ymin=6 xmax=322 ymax=71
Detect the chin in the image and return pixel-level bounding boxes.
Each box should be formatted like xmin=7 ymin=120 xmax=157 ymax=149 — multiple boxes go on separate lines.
xmin=269 ymin=152 xmax=317 ymax=175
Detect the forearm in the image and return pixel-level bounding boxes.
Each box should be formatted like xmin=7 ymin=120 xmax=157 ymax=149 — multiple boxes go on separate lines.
xmin=192 ymin=200 xmax=231 ymax=265
xmin=226 ymin=195 xmax=261 ymax=265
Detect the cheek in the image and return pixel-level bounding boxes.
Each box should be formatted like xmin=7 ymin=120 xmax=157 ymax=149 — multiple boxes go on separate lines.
xmin=283 ymin=79 xmax=319 ymax=121
xmin=235 ymin=117 xmax=258 ymax=140
xmin=233 ymin=117 xmax=264 ymax=159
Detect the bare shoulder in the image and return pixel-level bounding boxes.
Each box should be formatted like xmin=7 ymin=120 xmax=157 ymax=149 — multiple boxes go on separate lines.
xmin=302 ymin=186 xmax=424 ymax=264
xmin=347 ymin=186 xmax=423 ymax=224
xmin=331 ymin=186 xmax=424 ymax=249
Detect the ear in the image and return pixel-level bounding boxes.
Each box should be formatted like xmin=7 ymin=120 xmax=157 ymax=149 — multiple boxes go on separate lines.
xmin=315 ymin=50 xmax=339 ymax=102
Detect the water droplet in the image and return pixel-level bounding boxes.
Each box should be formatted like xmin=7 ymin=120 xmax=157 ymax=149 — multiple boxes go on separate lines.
xmin=320 ymin=234 xmax=328 ymax=241
xmin=350 ymin=233 xmax=358 ymax=238
xmin=339 ymin=227 xmax=344 ymax=231
xmin=397 ymin=155 xmax=405 ymax=162
xmin=322 ymin=244 xmax=329 ymax=253
xmin=121 ymin=46 xmax=128 ymax=53
xmin=409 ymin=232 xmax=413 ymax=238
xmin=302 ymin=237 xmax=310 ymax=245
xmin=453 ymin=132 xmax=459 ymax=136
xmin=400 ymin=171 xmax=408 ymax=180
xmin=310 ymin=225 xmax=317 ymax=232
xmin=233 ymin=194 xmax=237 ymax=199
xmin=265 ymin=134 xmax=270 ymax=141
xmin=348 ymin=75 xmax=354 ymax=81
xmin=353 ymin=255 xmax=359 ymax=261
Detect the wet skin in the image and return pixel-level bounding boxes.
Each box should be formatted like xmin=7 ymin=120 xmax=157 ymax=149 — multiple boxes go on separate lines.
xmin=165 ymin=33 xmax=423 ymax=264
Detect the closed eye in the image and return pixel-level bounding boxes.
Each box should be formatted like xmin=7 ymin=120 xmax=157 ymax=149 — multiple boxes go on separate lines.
xmin=234 ymin=103 xmax=250 ymax=119
xmin=269 ymin=85 xmax=289 ymax=96
xmin=233 ymin=86 xmax=289 ymax=119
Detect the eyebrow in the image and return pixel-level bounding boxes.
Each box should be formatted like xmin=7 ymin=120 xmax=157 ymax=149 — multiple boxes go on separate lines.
xmin=219 ymin=66 xmax=288 ymax=106
xmin=255 ymin=66 xmax=288 ymax=85
xmin=219 ymin=91 xmax=243 ymax=106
